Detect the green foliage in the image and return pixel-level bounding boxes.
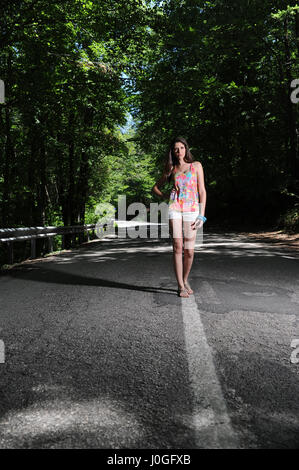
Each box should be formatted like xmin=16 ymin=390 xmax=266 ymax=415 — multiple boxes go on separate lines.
xmin=0 ymin=0 xmax=298 ymax=242
xmin=0 ymin=0 xmax=153 ymax=232
xmin=129 ymin=0 xmax=299 ymax=230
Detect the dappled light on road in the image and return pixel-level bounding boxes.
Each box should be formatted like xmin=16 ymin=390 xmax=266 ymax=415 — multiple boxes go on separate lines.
xmin=0 ymin=395 xmax=145 ymax=448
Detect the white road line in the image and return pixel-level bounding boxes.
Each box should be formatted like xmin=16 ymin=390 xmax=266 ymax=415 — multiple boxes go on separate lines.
xmin=197 ymin=280 xmax=221 ymax=304
xmin=181 ymin=295 xmax=239 ymax=448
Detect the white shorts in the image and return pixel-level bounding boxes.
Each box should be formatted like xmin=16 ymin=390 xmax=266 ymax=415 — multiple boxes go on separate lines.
xmin=168 ymin=210 xmax=199 ymax=222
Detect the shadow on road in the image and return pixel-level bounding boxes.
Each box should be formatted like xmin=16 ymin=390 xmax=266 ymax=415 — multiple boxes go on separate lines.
xmin=1 ymin=237 xmax=179 ymax=295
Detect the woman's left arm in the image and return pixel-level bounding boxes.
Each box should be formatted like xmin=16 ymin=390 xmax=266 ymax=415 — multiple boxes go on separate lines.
xmin=194 ymin=161 xmax=207 ymax=216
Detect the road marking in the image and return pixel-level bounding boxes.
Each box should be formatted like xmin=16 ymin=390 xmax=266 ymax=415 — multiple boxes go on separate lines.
xmin=181 ymin=295 xmax=239 ymax=448
xmin=242 ymin=291 xmax=276 ymax=297
xmin=290 ymin=292 xmax=299 ymax=304
xmin=0 ymin=339 xmax=5 ymax=363
xmin=197 ymin=281 xmax=221 ymax=304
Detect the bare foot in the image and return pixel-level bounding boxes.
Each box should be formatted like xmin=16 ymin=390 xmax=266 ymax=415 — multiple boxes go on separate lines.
xmin=184 ymin=281 xmax=194 ymax=294
xmin=178 ymin=287 xmax=189 ymax=298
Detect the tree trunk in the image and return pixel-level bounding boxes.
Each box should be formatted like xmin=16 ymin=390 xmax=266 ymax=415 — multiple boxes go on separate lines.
xmin=68 ymin=139 xmax=75 ymax=225
xmin=77 ymin=149 xmax=89 ymax=224
xmin=37 ymin=142 xmax=46 ymax=226
xmin=76 ymin=107 xmax=94 ymax=226
xmin=283 ymin=16 xmax=298 ymax=175
xmin=27 ymin=133 xmax=38 ymax=226
xmin=68 ymin=111 xmax=76 ymax=228
xmin=1 ymin=107 xmax=13 ymax=227
xmin=55 ymin=132 xmax=68 ymax=226
xmin=1 ymin=50 xmax=13 ymax=228
xmin=295 ymin=9 xmax=299 ymax=55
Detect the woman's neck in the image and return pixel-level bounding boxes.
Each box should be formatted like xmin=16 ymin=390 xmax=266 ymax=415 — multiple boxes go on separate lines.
xmin=177 ymin=158 xmax=187 ymax=167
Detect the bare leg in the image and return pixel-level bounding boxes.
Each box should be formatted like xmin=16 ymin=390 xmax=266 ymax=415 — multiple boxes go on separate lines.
xmin=169 ymin=219 xmax=188 ymax=297
xmin=183 ymin=220 xmax=197 ymax=292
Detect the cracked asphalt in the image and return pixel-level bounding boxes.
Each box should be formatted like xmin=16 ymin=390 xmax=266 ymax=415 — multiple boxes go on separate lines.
xmin=0 ymin=231 xmax=298 ymax=448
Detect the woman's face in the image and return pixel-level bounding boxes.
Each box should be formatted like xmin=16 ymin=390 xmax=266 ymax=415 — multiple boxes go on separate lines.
xmin=174 ymin=142 xmax=186 ymax=159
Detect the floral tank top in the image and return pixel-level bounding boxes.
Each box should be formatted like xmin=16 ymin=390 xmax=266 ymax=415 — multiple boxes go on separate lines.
xmin=169 ymin=162 xmax=199 ymax=212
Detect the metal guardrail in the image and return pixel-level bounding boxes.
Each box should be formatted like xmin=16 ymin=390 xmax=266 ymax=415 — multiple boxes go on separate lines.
xmin=0 ymin=224 xmax=96 ymax=265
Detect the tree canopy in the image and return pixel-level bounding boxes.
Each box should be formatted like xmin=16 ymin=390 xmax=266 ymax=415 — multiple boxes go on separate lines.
xmin=0 ymin=0 xmax=298 ymax=261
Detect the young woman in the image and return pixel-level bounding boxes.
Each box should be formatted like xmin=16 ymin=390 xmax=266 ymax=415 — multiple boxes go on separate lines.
xmin=152 ymin=137 xmax=207 ymax=297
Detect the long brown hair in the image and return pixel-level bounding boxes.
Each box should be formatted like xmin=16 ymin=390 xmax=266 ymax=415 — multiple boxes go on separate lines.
xmin=163 ymin=136 xmax=194 ymax=180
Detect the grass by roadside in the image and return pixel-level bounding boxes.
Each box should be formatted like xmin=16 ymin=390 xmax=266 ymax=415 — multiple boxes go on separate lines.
xmin=237 ymin=230 xmax=299 ymax=251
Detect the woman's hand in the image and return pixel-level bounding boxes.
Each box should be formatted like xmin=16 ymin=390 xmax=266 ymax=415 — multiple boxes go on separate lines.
xmin=191 ymin=217 xmax=204 ymax=230
xmin=192 ymin=219 xmax=204 ymax=230
xmin=165 ymin=188 xmax=177 ymax=200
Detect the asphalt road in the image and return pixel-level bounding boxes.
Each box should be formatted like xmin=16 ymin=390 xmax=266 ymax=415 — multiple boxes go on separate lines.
xmin=0 ymin=230 xmax=298 ymax=449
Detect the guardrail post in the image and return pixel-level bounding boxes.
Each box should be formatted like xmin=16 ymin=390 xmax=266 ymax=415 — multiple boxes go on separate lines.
xmin=73 ymin=228 xmax=76 ymax=246
xmin=48 ymin=236 xmax=53 ymax=253
xmin=31 ymin=238 xmax=36 ymax=259
xmin=8 ymin=241 xmax=13 ymax=265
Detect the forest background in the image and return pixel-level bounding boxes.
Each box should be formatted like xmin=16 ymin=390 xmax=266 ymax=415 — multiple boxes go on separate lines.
xmin=0 ymin=0 xmax=298 ymax=264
